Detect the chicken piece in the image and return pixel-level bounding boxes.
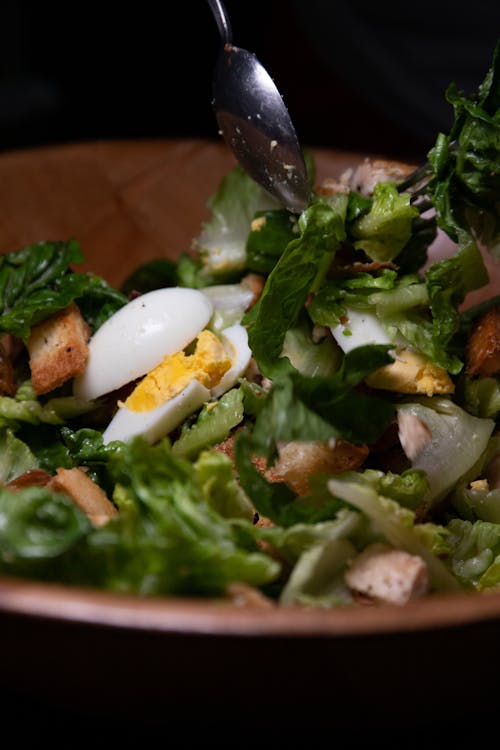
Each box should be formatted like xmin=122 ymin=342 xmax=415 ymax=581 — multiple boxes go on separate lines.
xmin=345 ymin=543 xmax=429 ymax=605
xmin=317 ymin=158 xmax=416 ymax=197
xmin=240 ymin=273 xmax=265 ymax=309
xmin=267 ymin=439 xmax=369 ymax=496
xmin=348 ymin=158 xmax=416 ymax=196
xmin=465 ymin=306 xmax=500 ymax=377
xmin=27 ymin=303 xmax=91 ymax=395
xmin=316 ymin=170 xmax=353 ymax=196
xmin=47 ymin=467 xmax=118 ymax=527
xmin=397 ymin=410 xmax=432 ymax=462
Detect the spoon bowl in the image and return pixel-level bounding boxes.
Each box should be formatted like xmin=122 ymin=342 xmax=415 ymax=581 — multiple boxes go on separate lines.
xmin=207 ymin=1 xmax=310 ymax=213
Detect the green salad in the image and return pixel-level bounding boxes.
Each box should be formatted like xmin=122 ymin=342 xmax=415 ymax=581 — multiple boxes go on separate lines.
xmin=0 ymin=42 xmax=499 ymax=608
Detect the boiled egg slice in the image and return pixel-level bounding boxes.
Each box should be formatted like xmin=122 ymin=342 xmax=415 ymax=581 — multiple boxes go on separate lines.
xmin=101 ymin=324 xmax=252 ymax=445
xmin=102 ymin=380 xmax=211 ymax=445
xmin=211 ymin=324 xmax=252 ymax=398
xmin=331 ymin=308 xmax=392 ymax=354
xmin=73 ymin=287 xmax=213 ymax=401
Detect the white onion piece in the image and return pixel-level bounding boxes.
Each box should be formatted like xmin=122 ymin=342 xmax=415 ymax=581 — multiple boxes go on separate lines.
xmin=397 ymin=400 xmax=495 ymax=505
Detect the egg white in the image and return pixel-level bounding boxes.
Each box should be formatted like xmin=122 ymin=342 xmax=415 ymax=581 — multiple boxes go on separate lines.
xmin=331 ymin=308 xmax=392 ymax=353
xmin=73 ymin=287 xmax=213 ymax=401
xmin=211 ymin=324 xmax=252 ymax=397
xmin=102 ymin=379 xmax=211 ymax=445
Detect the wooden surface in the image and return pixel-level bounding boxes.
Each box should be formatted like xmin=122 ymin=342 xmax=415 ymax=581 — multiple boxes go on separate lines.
xmin=0 ymin=138 xmax=365 ymax=288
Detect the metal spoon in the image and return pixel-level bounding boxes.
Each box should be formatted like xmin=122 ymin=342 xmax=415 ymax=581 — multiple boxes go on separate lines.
xmin=207 ymin=0 xmax=310 ymax=213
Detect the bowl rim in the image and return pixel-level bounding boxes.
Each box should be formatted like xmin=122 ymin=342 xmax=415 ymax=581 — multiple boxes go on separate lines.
xmin=1 ymin=573 xmax=500 ymax=637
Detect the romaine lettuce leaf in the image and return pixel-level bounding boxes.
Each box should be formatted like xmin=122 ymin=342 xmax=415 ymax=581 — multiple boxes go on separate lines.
xmin=245 ymin=209 xmax=299 ymax=274
xmin=280 ymin=313 xmax=342 ymax=377
xmin=0 ymin=240 xmax=127 ymax=340
xmin=0 ymin=485 xmax=90 ymax=564
xmin=462 ymin=376 xmax=500 ymax=418
xmin=195 ymin=450 xmax=254 ymax=521
xmin=0 ymin=436 xmax=281 ymax=596
xmin=426 ymin=41 xmax=500 ymax=256
xmin=424 ymin=231 xmax=489 ymax=370
xmin=446 ymin=517 xmax=500 ymax=589
xmin=0 ymin=427 xmax=38 ymax=482
xmin=350 ymin=182 xmax=419 ymax=261
xmin=193 ymin=165 xmax=279 ymax=280
xmin=171 ymin=387 xmax=245 ymax=460
xmin=244 ymin=196 xmax=348 ymax=378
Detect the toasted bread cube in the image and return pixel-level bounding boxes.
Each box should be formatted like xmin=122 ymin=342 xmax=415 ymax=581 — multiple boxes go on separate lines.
xmin=47 ymin=467 xmax=118 ymax=527
xmin=267 ymin=439 xmax=369 ymax=496
xmin=28 ymin=303 xmax=90 ymax=394
xmin=466 ymin=306 xmax=500 ymax=377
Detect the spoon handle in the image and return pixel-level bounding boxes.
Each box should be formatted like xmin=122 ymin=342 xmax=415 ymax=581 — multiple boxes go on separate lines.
xmin=207 ymin=0 xmax=233 ymax=45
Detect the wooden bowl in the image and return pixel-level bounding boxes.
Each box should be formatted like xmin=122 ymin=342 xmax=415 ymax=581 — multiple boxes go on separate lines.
xmin=1 ymin=139 xmax=499 ymax=737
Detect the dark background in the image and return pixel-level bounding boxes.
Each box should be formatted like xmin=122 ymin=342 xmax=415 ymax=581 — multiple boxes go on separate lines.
xmin=1 ymin=1 xmax=499 ymax=161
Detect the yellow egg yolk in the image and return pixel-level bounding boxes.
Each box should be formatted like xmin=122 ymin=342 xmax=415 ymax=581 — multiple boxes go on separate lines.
xmin=125 ymin=330 xmax=232 ymax=413
xmin=365 ymin=347 xmax=455 ymax=396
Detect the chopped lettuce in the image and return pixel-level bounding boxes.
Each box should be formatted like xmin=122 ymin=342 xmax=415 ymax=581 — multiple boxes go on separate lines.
xmin=0 ymin=437 xmax=280 ymax=596
xmin=0 ymin=427 xmax=38 ymax=482
xmin=244 ymin=196 xmax=348 ymax=378
xmin=350 ymin=182 xmax=419 ymax=261
xmin=0 ymin=485 xmax=91 ymax=568
xmin=426 ymin=40 xmax=500 ymax=256
xmin=171 ymin=387 xmax=245 ymax=460
xmin=446 ymin=518 xmax=500 ymax=589
xmin=193 ymin=165 xmax=279 ymax=280
xmin=0 ymin=240 xmax=127 ymax=340
xmin=280 ymin=314 xmax=342 ymax=377
xmin=245 ymin=209 xmax=299 ymax=274
xmin=462 ymin=376 xmax=500 ymax=418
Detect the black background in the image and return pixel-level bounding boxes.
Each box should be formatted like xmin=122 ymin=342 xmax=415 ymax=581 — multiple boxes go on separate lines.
xmin=1 ymin=1 xmax=499 ymax=161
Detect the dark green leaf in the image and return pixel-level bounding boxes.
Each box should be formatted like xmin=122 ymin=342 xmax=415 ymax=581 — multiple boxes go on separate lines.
xmin=120 ymin=258 xmax=178 ymax=295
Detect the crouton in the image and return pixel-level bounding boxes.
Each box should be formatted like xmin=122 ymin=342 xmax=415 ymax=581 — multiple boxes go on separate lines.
xmin=214 ymin=434 xmax=368 ymax=496
xmin=28 ymin=303 xmax=90 ymax=394
xmin=47 ymin=467 xmax=118 ymax=527
xmin=226 ymin=582 xmax=275 ymax=609
xmin=0 ymin=338 xmax=17 ymax=396
xmin=267 ymin=439 xmax=369 ymax=496
xmin=466 ymin=306 xmax=500 ymax=377
xmin=214 ymin=433 xmax=369 ymax=497
xmin=345 ymin=543 xmax=429 ymax=605
xmin=5 ymin=468 xmax=52 ymax=489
